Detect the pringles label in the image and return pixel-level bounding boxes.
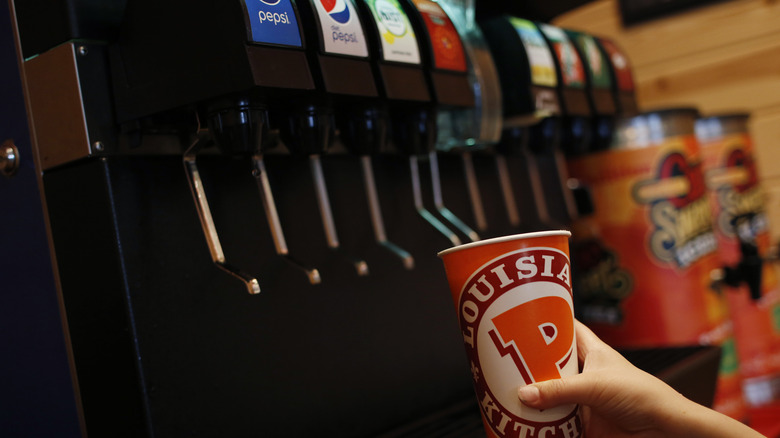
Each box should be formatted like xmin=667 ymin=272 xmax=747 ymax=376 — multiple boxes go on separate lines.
xmin=538 ymin=24 xmax=585 ymax=89
xmin=365 ymin=0 xmax=421 ymax=64
xmin=508 ymin=18 xmax=556 ymax=88
xmin=409 ymin=0 xmax=466 ymax=72
xmin=244 ymin=0 xmax=303 ymax=47
xmin=312 ymin=0 xmax=369 ymax=57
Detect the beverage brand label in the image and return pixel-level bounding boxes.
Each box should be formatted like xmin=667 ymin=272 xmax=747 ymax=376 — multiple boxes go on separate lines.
xmin=597 ymin=38 xmax=634 ymax=92
xmin=244 ymin=0 xmax=303 ymax=47
xmin=508 ymin=18 xmax=557 ymax=88
xmin=312 ymin=0 xmax=369 ymax=57
xmin=409 ymin=0 xmax=467 ymax=72
xmin=539 ymin=24 xmax=585 ymax=89
xmin=458 ymin=247 xmax=581 ymax=438
xmin=569 ymin=32 xmax=611 ymax=89
xmin=365 ymin=0 xmax=421 ymax=64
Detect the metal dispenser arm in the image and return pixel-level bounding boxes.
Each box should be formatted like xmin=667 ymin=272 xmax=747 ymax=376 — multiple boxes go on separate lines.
xmin=361 ymin=156 xmax=414 ymax=269
xmin=428 ymin=151 xmax=479 ymax=242
xmin=550 ymin=128 xmax=579 ymax=221
xmin=252 ymin=154 xmax=321 ymax=284
xmin=183 ymin=132 xmax=260 ymax=295
xmin=461 ymin=150 xmax=488 ymax=232
xmin=494 ymin=154 xmax=521 ymax=228
xmin=520 ymin=128 xmax=552 ymax=225
xmin=409 ymin=155 xmax=461 ymax=247
xmin=310 ymin=154 xmax=369 ymax=276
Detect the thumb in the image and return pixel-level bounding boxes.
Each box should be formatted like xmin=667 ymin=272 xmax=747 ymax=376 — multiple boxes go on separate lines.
xmin=518 ymin=374 xmax=596 ymax=410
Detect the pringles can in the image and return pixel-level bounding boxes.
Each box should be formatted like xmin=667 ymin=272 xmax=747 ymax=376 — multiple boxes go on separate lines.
xmin=697 ymin=114 xmax=780 ymax=407
xmin=438 ymin=231 xmax=582 ymax=438
xmin=567 ymin=108 xmax=745 ymax=419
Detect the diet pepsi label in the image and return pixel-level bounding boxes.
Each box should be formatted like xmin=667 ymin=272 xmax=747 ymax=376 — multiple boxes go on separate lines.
xmin=244 ymin=0 xmax=303 ymax=47
xmin=459 ymin=247 xmax=582 ymax=438
xmin=312 ymin=0 xmax=369 ymax=57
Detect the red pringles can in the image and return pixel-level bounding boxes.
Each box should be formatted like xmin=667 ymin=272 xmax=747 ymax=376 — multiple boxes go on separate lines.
xmin=439 ymin=231 xmax=582 ymax=438
xmin=567 ymin=108 xmax=745 ymax=419
xmin=697 ymin=114 xmax=780 ymax=408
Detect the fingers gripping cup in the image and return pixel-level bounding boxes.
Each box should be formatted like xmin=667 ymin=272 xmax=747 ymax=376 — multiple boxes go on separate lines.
xmin=438 ymin=231 xmax=582 ymax=438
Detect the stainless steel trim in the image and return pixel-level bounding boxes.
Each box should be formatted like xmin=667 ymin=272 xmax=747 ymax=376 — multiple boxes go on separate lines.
xmin=23 ymin=43 xmax=92 ymax=170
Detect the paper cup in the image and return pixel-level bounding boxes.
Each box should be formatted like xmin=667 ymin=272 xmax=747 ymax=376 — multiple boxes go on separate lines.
xmin=438 ymin=230 xmax=582 ymax=438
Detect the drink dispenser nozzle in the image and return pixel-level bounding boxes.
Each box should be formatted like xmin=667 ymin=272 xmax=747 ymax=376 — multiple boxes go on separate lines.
xmin=435 ymin=0 xmax=504 ymax=233
xmin=482 ymin=16 xmax=571 ymax=228
xmin=183 ymin=123 xmax=262 ymax=295
xmin=392 ymin=105 xmax=463 ymax=246
xmin=403 ymin=0 xmax=479 ymax=243
xmin=277 ymin=102 xmax=370 ymax=276
xmin=339 ymin=104 xmax=415 ymax=269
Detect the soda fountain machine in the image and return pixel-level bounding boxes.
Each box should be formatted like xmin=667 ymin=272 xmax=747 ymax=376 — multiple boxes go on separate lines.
xmin=4 ymin=0 xmax=744 ymax=435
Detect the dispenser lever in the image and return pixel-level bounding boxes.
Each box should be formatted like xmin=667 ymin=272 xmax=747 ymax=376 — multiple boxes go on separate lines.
xmin=183 ymin=133 xmax=260 ymax=295
xmin=520 ymin=129 xmax=552 ymax=225
xmin=252 ymin=154 xmax=321 ymax=284
xmin=410 ymin=155 xmax=461 ymax=247
xmin=461 ymin=151 xmax=488 ymax=232
xmin=429 ymin=151 xmax=479 ymax=242
xmin=495 ymin=155 xmax=521 ymax=227
xmin=360 ymin=156 xmax=414 ymax=269
xmin=310 ymin=154 xmax=369 ymax=276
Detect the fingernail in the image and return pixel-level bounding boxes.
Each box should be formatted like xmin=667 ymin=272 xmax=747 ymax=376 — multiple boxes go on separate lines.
xmin=518 ymin=385 xmax=540 ymax=404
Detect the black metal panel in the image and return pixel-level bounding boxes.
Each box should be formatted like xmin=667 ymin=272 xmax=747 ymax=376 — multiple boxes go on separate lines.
xmin=13 ymin=0 xmax=126 ymax=58
xmin=43 ymin=158 xmax=151 ymax=437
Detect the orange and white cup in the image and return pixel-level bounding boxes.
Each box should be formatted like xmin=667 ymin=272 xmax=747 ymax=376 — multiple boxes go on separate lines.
xmin=438 ymin=230 xmax=582 ymax=438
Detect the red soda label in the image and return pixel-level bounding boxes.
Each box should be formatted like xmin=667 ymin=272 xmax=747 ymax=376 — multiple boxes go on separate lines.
xmin=410 ymin=0 xmax=467 ymax=72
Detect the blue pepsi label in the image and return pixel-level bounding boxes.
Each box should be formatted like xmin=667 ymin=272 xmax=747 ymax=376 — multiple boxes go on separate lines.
xmin=244 ymin=0 xmax=303 ymax=47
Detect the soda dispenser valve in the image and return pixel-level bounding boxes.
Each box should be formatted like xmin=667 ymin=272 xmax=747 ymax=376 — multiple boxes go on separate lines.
xmin=339 ymin=105 xmax=415 ymax=269
xmin=402 ymin=0 xmax=480 ymax=243
xmin=183 ymin=124 xmax=262 ymax=295
xmin=278 ymin=102 xmax=370 ymax=276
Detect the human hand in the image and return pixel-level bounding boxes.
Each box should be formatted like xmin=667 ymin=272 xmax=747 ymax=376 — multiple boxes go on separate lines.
xmin=516 ymin=320 xmax=764 ymax=438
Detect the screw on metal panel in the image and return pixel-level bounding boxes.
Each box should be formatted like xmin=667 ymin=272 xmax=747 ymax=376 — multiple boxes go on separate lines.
xmin=93 ymin=141 xmax=105 ymax=152
xmin=1 ymin=139 xmax=19 ymax=178
xmin=77 ymin=46 xmax=88 ymax=56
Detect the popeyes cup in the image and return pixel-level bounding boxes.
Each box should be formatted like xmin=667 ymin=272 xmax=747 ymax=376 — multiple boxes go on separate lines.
xmin=438 ymin=230 xmax=582 ymax=438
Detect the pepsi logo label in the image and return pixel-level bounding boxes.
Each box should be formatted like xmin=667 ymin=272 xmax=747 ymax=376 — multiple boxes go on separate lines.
xmin=458 ymin=247 xmax=582 ymax=438
xmin=313 ymin=0 xmax=368 ymax=57
xmin=320 ymin=0 xmax=351 ymax=24
xmin=244 ymin=0 xmax=302 ymax=47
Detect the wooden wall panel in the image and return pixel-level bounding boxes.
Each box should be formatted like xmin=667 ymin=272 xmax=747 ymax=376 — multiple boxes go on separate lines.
xmin=553 ymin=0 xmax=780 ymax=240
